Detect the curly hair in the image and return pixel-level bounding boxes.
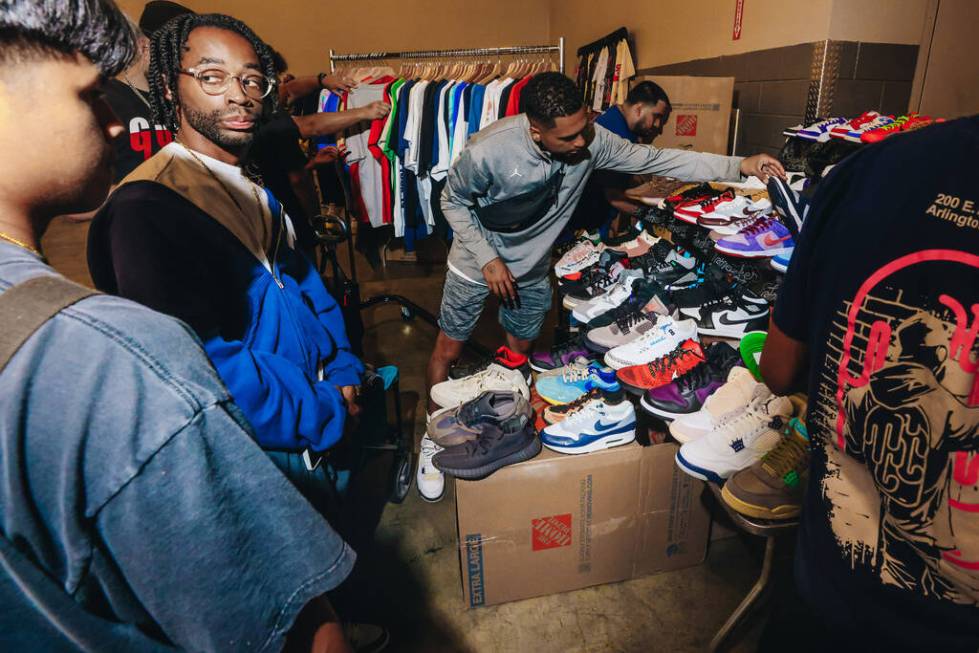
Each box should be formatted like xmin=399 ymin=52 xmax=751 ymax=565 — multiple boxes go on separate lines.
xmin=148 ymin=13 xmax=277 ymax=132
xmin=0 ymin=0 xmax=136 ymax=76
xmin=520 ymin=72 xmax=584 ymax=127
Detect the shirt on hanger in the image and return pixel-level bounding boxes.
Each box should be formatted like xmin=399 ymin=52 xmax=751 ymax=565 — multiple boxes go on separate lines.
xmin=612 ymin=39 xmax=636 ymax=105
xmin=591 ymin=45 xmax=610 ymax=112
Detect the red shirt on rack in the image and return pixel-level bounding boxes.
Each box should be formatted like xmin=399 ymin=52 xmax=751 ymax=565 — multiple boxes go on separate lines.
xmin=504 ymin=75 xmax=535 ymax=117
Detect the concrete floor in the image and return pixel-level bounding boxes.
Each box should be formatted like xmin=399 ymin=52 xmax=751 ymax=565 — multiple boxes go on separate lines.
xmin=43 ymin=219 xmax=798 ymax=653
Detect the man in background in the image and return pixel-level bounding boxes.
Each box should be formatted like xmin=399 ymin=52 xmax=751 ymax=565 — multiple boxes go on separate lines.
xmin=570 ymin=80 xmax=672 ymax=236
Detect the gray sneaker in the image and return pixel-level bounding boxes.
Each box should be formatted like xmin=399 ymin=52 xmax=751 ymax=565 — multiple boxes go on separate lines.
xmin=585 ymin=309 xmax=663 ymax=353
xmin=427 ymin=390 xmax=531 ymax=447
xmin=433 ymin=413 xmax=541 ymax=479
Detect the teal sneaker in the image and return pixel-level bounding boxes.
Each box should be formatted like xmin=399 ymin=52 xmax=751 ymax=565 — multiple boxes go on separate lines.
xmin=536 ymin=363 xmax=618 ymax=405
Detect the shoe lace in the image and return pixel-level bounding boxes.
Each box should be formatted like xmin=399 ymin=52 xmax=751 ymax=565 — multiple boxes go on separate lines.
xmin=588 ymin=272 xmax=618 ymax=293
xmin=614 ymin=308 xmax=648 ymax=332
xmin=565 ymin=400 xmax=603 ymax=427
xmin=646 ymin=344 xmax=702 ymax=377
xmin=740 ymin=215 xmax=775 ymax=236
xmin=561 ymin=365 xmax=592 ymax=382
xmin=675 ymin=361 xmax=712 ymax=392
xmin=457 ymin=400 xmax=483 ymax=427
xmin=760 ymin=435 xmax=807 ymax=478
xmin=553 ymin=388 xmax=601 ymax=416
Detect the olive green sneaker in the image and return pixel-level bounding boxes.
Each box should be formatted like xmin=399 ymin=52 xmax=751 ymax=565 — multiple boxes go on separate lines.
xmin=721 ymin=417 xmax=809 ymax=520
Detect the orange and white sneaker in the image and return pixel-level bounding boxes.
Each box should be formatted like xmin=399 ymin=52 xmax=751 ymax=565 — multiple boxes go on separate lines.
xmin=615 ymin=339 xmax=705 ymax=395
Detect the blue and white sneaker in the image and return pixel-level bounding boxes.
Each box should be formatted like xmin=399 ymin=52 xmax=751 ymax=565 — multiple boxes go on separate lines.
xmin=540 ymin=386 xmax=637 ymax=454
xmin=771 ymin=249 xmax=793 ymax=273
xmin=536 ymin=362 xmax=618 ymax=405
xmin=796 ymin=117 xmax=847 ymax=142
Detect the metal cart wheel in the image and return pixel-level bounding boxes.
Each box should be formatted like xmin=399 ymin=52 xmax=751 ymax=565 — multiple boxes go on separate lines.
xmin=389 ymin=452 xmax=413 ymax=504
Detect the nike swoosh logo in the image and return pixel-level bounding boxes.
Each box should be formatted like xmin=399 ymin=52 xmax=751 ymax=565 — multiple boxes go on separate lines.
xmin=594 ymin=420 xmax=622 ymax=432
xmin=718 ymin=311 xmax=765 ymax=325
xmin=761 ymin=234 xmax=792 ymax=246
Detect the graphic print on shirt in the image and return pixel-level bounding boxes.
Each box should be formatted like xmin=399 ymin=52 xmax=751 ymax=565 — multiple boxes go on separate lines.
xmin=128 ymin=116 xmax=173 ymax=161
xmin=809 ymin=249 xmax=979 ymax=606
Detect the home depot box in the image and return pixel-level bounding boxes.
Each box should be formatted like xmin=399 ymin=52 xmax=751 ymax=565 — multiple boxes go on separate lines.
xmin=456 ymin=441 xmax=710 ymax=608
xmin=632 ymin=75 xmax=734 ymax=155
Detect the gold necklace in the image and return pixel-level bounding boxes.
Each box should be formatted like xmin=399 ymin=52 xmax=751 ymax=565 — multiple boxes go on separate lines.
xmin=122 ymin=75 xmax=153 ymax=111
xmin=0 ymin=231 xmax=43 ymax=258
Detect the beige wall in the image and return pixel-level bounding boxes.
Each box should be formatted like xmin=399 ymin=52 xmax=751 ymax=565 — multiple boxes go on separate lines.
xmin=116 ymin=0 xmax=552 ymax=75
xmin=550 ymin=0 xmax=834 ymax=70
xmin=914 ymin=0 xmax=979 ymax=117
xmin=828 ymin=0 xmax=928 ymax=43
xmin=551 ymin=0 xmax=929 ymax=72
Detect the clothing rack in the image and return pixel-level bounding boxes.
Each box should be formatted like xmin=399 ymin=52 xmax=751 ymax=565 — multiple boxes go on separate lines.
xmin=329 ymin=39 xmax=565 ymax=73
xmin=576 ymin=27 xmax=628 ymax=56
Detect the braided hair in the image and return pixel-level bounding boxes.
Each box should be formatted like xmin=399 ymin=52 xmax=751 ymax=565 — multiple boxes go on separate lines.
xmin=147 ymin=13 xmax=278 ymax=132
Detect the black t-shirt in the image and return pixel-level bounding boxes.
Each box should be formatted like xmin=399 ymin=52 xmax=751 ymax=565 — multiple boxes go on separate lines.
xmin=102 ymin=79 xmax=173 ymax=183
xmin=249 ymin=110 xmax=315 ymax=251
xmin=774 ymin=116 xmax=979 ymax=650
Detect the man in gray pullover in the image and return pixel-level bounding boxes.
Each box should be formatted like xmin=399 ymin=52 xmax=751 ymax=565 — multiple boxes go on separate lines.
xmin=418 ymin=73 xmax=784 ymax=500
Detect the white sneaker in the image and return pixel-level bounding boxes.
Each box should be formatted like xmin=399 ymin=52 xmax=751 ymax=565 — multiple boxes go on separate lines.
xmin=603 ymin=317 xmax=699 ymax=370
xmin=430 ymin=363 xmax=530 ymax=408
xmin=675 ymin=385 xmax=794 ymax=482
xmin=417 ymin=433 xmax=445 ymax=502
xmin=669 ymin=367 xmax=759 ymax=443
xmin=540 ymin=390 xmax=636 ymax=454
xmin=555 ymin=237 xmax=603 ymax=277
xmin=571 ymin=270 xmax=643 ymax=323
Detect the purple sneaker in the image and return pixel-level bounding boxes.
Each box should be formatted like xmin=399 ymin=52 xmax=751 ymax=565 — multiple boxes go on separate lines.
xmin=713 ymin=215 xmax=795 ymax=259
xmin=639 ymin=342 xmax=742 ymax=419
xmin=530 ymin=338 xmax=594 ymax=373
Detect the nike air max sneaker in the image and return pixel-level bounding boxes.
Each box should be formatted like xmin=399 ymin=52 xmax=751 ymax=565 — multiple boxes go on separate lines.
xmin=540 ymin=386 xmax=637 ymax=454
xmin=714 ymin=215 xmax=794 ymax=259
xmin=675 ymin=385 xmax=794 ymax=482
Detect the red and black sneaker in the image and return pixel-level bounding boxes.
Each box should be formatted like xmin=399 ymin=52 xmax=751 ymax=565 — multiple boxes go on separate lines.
xmin=448 ymin=346 xmax=532 ymax=385
xmin=665 ymin=182 xmax=715 ymax=209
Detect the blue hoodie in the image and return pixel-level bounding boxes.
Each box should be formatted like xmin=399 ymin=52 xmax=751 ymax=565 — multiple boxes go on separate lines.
xmin=89 ymin=143 xmax=363 ymax=453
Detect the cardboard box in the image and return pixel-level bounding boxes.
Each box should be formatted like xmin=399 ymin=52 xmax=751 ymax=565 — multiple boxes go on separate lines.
xmin=455 ymin=441 xmax=711 ymax=608
xmin=632 ymin=75 xmax=735 ymax=155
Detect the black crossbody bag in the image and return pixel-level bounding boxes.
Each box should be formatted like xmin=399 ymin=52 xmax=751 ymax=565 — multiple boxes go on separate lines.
xmin=472 ymin=165 xmax=565 ymax=233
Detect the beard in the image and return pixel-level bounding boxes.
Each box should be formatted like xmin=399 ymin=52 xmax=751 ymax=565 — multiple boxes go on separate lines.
xmin=183 ymin=105 xmax=255 ymax=150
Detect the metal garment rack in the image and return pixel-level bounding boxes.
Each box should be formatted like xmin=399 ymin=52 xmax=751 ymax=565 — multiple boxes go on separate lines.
xmin=329 ymin=39 xmax=565 ymax=73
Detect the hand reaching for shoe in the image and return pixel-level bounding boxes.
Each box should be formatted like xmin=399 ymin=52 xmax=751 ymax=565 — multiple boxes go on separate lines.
xmin=740 ymin=153 xmax=787 ymax=183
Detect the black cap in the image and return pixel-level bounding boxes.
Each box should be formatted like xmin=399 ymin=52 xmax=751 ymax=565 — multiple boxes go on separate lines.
xmin=138 ymin=1 xmax=195 ymax=37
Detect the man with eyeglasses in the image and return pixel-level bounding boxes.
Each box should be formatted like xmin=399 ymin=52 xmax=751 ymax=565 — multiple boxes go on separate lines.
xmin=88 ymin=11 xmax=374 ymax=545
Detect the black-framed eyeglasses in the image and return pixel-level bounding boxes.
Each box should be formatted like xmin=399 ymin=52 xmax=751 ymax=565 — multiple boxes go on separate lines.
xmin=179 ymin=67 xmax=275 ymax=100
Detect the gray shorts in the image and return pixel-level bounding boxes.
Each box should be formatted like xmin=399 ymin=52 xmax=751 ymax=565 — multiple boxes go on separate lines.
xmin=438 ymin=271 xmax=552 ymax=342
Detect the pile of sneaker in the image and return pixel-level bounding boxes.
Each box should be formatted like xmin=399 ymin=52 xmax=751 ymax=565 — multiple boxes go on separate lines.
xmin=428 ymin=391 xmax=541 ymax=481
xmin=418 ymin=349 xmax=535 ymax=501
xmin=784 ymin=111 xmax=944 ymax=144
xmin=672 ymin=373 xmax=807 ymax=501
xmin=639 ymin=342 xmax=743 ymax=419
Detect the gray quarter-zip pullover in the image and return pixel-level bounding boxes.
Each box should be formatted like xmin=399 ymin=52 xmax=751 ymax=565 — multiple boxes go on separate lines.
xmin=441 ymin=113 xmax=744 ymax=282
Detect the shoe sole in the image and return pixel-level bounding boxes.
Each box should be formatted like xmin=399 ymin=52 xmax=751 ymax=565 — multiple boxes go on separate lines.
xmin=417 ymin=482 xmax=445 ymax=503
xmin=770 ymin=259 xmax=788 ymax=273
xmin=435 ymin=437 xmax=542 ymax=480
xmin=768 ymin=181 xmax=804 ymax=236
xmin=720 ymin=484 xmax=801 ymax=520
xmin=712 ymin=243 xmax=791 ymax=259
xmin=696 ymin=325 xmax=752 ymax=339
xmin=541 ymin=427 xmax=636 ymax=455
xmin=674 ymin=450 xmax=725 ymax=484
xmin=530 ymin=361 xmax=562 ymax=373
xmin=583 ymin=336 xmax=613 ymax=354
